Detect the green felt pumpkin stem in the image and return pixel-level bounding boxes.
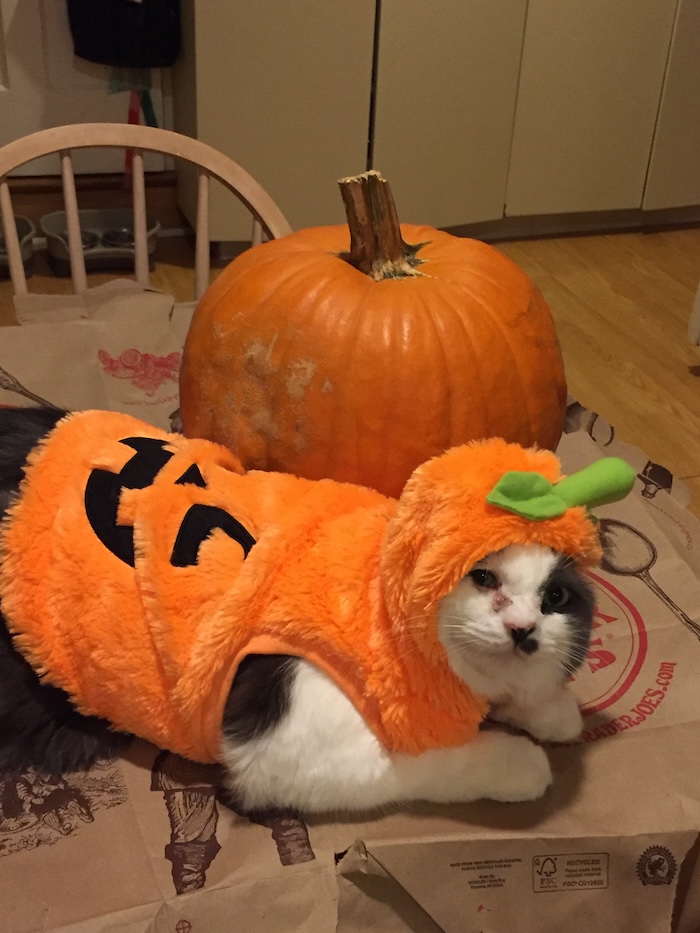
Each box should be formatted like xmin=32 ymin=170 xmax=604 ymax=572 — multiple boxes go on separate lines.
xmin=554 ymin=458 xmax=636 ymax=510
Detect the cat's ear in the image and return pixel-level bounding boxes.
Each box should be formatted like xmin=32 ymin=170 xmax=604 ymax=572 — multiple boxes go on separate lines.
xmin=381 ymin=481 xmax=431 ymax=620
xmin=380 ymin=459 xmax=474 ymax=624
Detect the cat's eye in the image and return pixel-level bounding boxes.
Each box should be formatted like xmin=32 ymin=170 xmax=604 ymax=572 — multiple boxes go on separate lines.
xmin=542 ymin=585 xmax=571 ymax=611
xmin=469 ymin=568 xmax=499 ymax=589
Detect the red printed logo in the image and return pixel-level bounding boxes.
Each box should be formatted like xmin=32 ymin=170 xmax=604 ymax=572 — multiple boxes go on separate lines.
xmin=98 ymin=349 xmax=181 ymax=397
xmin=571 ymin=571 xmax=647 ymax=715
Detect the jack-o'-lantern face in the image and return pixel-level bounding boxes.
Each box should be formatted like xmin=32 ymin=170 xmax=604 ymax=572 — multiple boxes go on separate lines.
xmin=0 ymin=414 xmax=269 ymax=760
xmin=76 ymin=430 xmax=263 ymax=690
xmin=84 ymin=435 xmax=256 ymax=571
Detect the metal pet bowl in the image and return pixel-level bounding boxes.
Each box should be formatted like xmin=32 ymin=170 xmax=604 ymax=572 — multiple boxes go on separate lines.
xmin=0 ymin=215 xmax=36 ymax=279
xmin=40 ymin=208 xmax=160 ymax=277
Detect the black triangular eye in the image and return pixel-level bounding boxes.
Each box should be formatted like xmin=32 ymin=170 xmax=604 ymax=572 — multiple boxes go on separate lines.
xmin=84 ymin=436 xmax=175 ymax=566
xmin=175 ymin=464 xmax=207 ymax=488
xmin=119 ymin=437 xmax=173 ymax=488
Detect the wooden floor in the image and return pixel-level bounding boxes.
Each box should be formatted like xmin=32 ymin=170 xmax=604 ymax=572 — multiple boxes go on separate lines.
xmin=2 ymin=227 xmax=700 ymax=511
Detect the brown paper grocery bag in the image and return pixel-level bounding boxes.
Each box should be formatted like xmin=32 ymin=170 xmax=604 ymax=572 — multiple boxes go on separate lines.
xmin=0 ymin=740 xmax=337 ymax=933
xmin=0 ymin=281 xmax=194 ymax=430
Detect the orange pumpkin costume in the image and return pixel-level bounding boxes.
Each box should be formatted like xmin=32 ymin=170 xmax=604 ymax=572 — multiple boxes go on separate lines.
xmin=0 ymin=411 xmax=634 ymax=764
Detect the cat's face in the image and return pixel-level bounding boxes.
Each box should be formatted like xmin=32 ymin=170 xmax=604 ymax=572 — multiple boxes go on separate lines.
xmin=437 ymin=544 xmax=594 ymax=700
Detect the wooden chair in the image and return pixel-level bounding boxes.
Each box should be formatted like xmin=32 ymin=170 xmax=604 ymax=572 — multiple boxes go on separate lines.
xmin=0 ymin=123 xmax=293 ymax=301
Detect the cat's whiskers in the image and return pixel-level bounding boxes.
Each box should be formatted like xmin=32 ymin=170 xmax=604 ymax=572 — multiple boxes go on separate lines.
xmin=532 ymin=642 xmax=582 ymax=677
xmin=384 ymin=623 xmax=500 ymax=669
xmin=438 ymin=619 xmax=507 ymax=647
xmin=440 ymin=614 xmax=584 ymax=675
xmin=399 ymin=613 xmax=504 ymax=648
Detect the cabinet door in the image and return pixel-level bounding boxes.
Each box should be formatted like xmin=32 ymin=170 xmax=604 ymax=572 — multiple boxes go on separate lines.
xmin=643 ymin=0 xmax=700 ymax=210
xmin=176 ymin=0 xmax=376 ymax=241
xmin=505 ymin=0 xmax=677 ymax=216
xmin=372 ymin=0 xmax=526 ymax=228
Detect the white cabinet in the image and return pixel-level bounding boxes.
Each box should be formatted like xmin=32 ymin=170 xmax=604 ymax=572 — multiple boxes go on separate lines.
xmin=176 ymin=0 xmax=524 ymax=237
xmin=505 ymin=0 xmax=677 ymax=216
xmin=643 ymin=0 xmax=700 ymax=211
xmin=372 ymin=0 xmax=526 ymax=228
xmin=176 ymin=0 xmax=698 ymax=239
xmin=174 ymin=0 xmax=376 ymax=241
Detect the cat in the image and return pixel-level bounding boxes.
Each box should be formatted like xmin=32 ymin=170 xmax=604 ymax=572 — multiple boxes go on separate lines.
xmin=0 ymin=406 xmax=594 ymax=813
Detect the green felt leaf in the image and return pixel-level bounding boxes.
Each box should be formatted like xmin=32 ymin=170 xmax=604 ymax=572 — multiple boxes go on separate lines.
xmin=486 ymin=457 xmax=636 ymax=522
xmin=486 ymin=472 xmax=568 ymax=521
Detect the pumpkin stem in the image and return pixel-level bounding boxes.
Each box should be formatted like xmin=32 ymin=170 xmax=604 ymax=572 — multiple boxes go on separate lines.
xmin=338 ymin=170 xmax=424 ymax=280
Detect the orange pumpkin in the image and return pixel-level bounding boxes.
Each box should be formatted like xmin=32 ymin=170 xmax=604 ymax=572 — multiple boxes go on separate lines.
xmin=180 ymin=172 xmax=566 ymax=498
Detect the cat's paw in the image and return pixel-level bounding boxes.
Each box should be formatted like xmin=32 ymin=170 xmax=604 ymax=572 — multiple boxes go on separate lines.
xmin=483 ymin=734 xmax=552 ymax=802
xmin=494 ymin=689 xmax=583 ymax=743
xmin=524 ymin=692 xmax=583 ymax=743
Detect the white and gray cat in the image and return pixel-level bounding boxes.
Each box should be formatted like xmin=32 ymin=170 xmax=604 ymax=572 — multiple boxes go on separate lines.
xmin=0 ymin=408 xmax=594 ymax=814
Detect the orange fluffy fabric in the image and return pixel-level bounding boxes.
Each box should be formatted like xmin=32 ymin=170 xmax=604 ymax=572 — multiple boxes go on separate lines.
xmin=0 ymin=411 xmax=603 ymax=764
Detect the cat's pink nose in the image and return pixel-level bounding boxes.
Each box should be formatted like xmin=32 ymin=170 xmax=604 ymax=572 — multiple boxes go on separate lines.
xmin=503 ymin=618 xmax=538 ymax=649
xmin=503 ymin=618 xmax=536 ymax=631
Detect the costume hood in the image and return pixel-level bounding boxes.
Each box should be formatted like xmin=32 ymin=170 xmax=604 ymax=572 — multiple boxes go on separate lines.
xmin=382 ymin=438 xmax=631 ymax=662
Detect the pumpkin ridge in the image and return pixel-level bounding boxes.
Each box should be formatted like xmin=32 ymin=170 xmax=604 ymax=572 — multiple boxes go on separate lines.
xmin=435 ymin=283 xmax=492 ymax=442
xmin=444 ymin=281 xmax=502 ymax=441
xmin=206 ymin=252 xmax=304 ymax=325
xmin=292 ymin=266 xmax=371 ymax=478
xmin=413 ymin=287 xmax=456 ymax=446
xmin=419 ymin=251 xmax=527 ymax=291
xmin=402 ymin=276 xmax=501 ymax=444
xmin=466 ymin=278 xmax=540 ymax=443
xmin=438 ymin=255 xmax=553 ymax=428
xmin=418 ymin=267 xmax=531 ymax=441
xmin=250 ymin=265 xmax=361 ymax=468
xmin=215 ymin=238 xmax=345 ymax=296
xmin=275 ymin=264 xmax=375 ymax=478
xmin=334 ymin=279 xmax=379 ymax=480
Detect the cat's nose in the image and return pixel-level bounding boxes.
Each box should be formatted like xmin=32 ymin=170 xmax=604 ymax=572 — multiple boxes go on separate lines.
xmin=509 ymin=626 xmax=536 ymax=646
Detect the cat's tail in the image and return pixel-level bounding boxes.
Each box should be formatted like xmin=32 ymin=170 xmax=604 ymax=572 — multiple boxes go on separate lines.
xmin=0 ymin=605 xmax=128 ymax=774
xmin=0 ymin=406 xmax=127 ymax=774
xmin=0 ymin=407 xmax=67 ymax=519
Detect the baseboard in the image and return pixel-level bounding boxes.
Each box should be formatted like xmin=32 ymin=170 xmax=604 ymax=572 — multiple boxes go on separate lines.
xmin=9 ymin=174 xmax=700 ymax=250
xmin=215 ymin=206 xmax=700 ymax=257
xmin=444 ymin=206 xmax=700 ymax=243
